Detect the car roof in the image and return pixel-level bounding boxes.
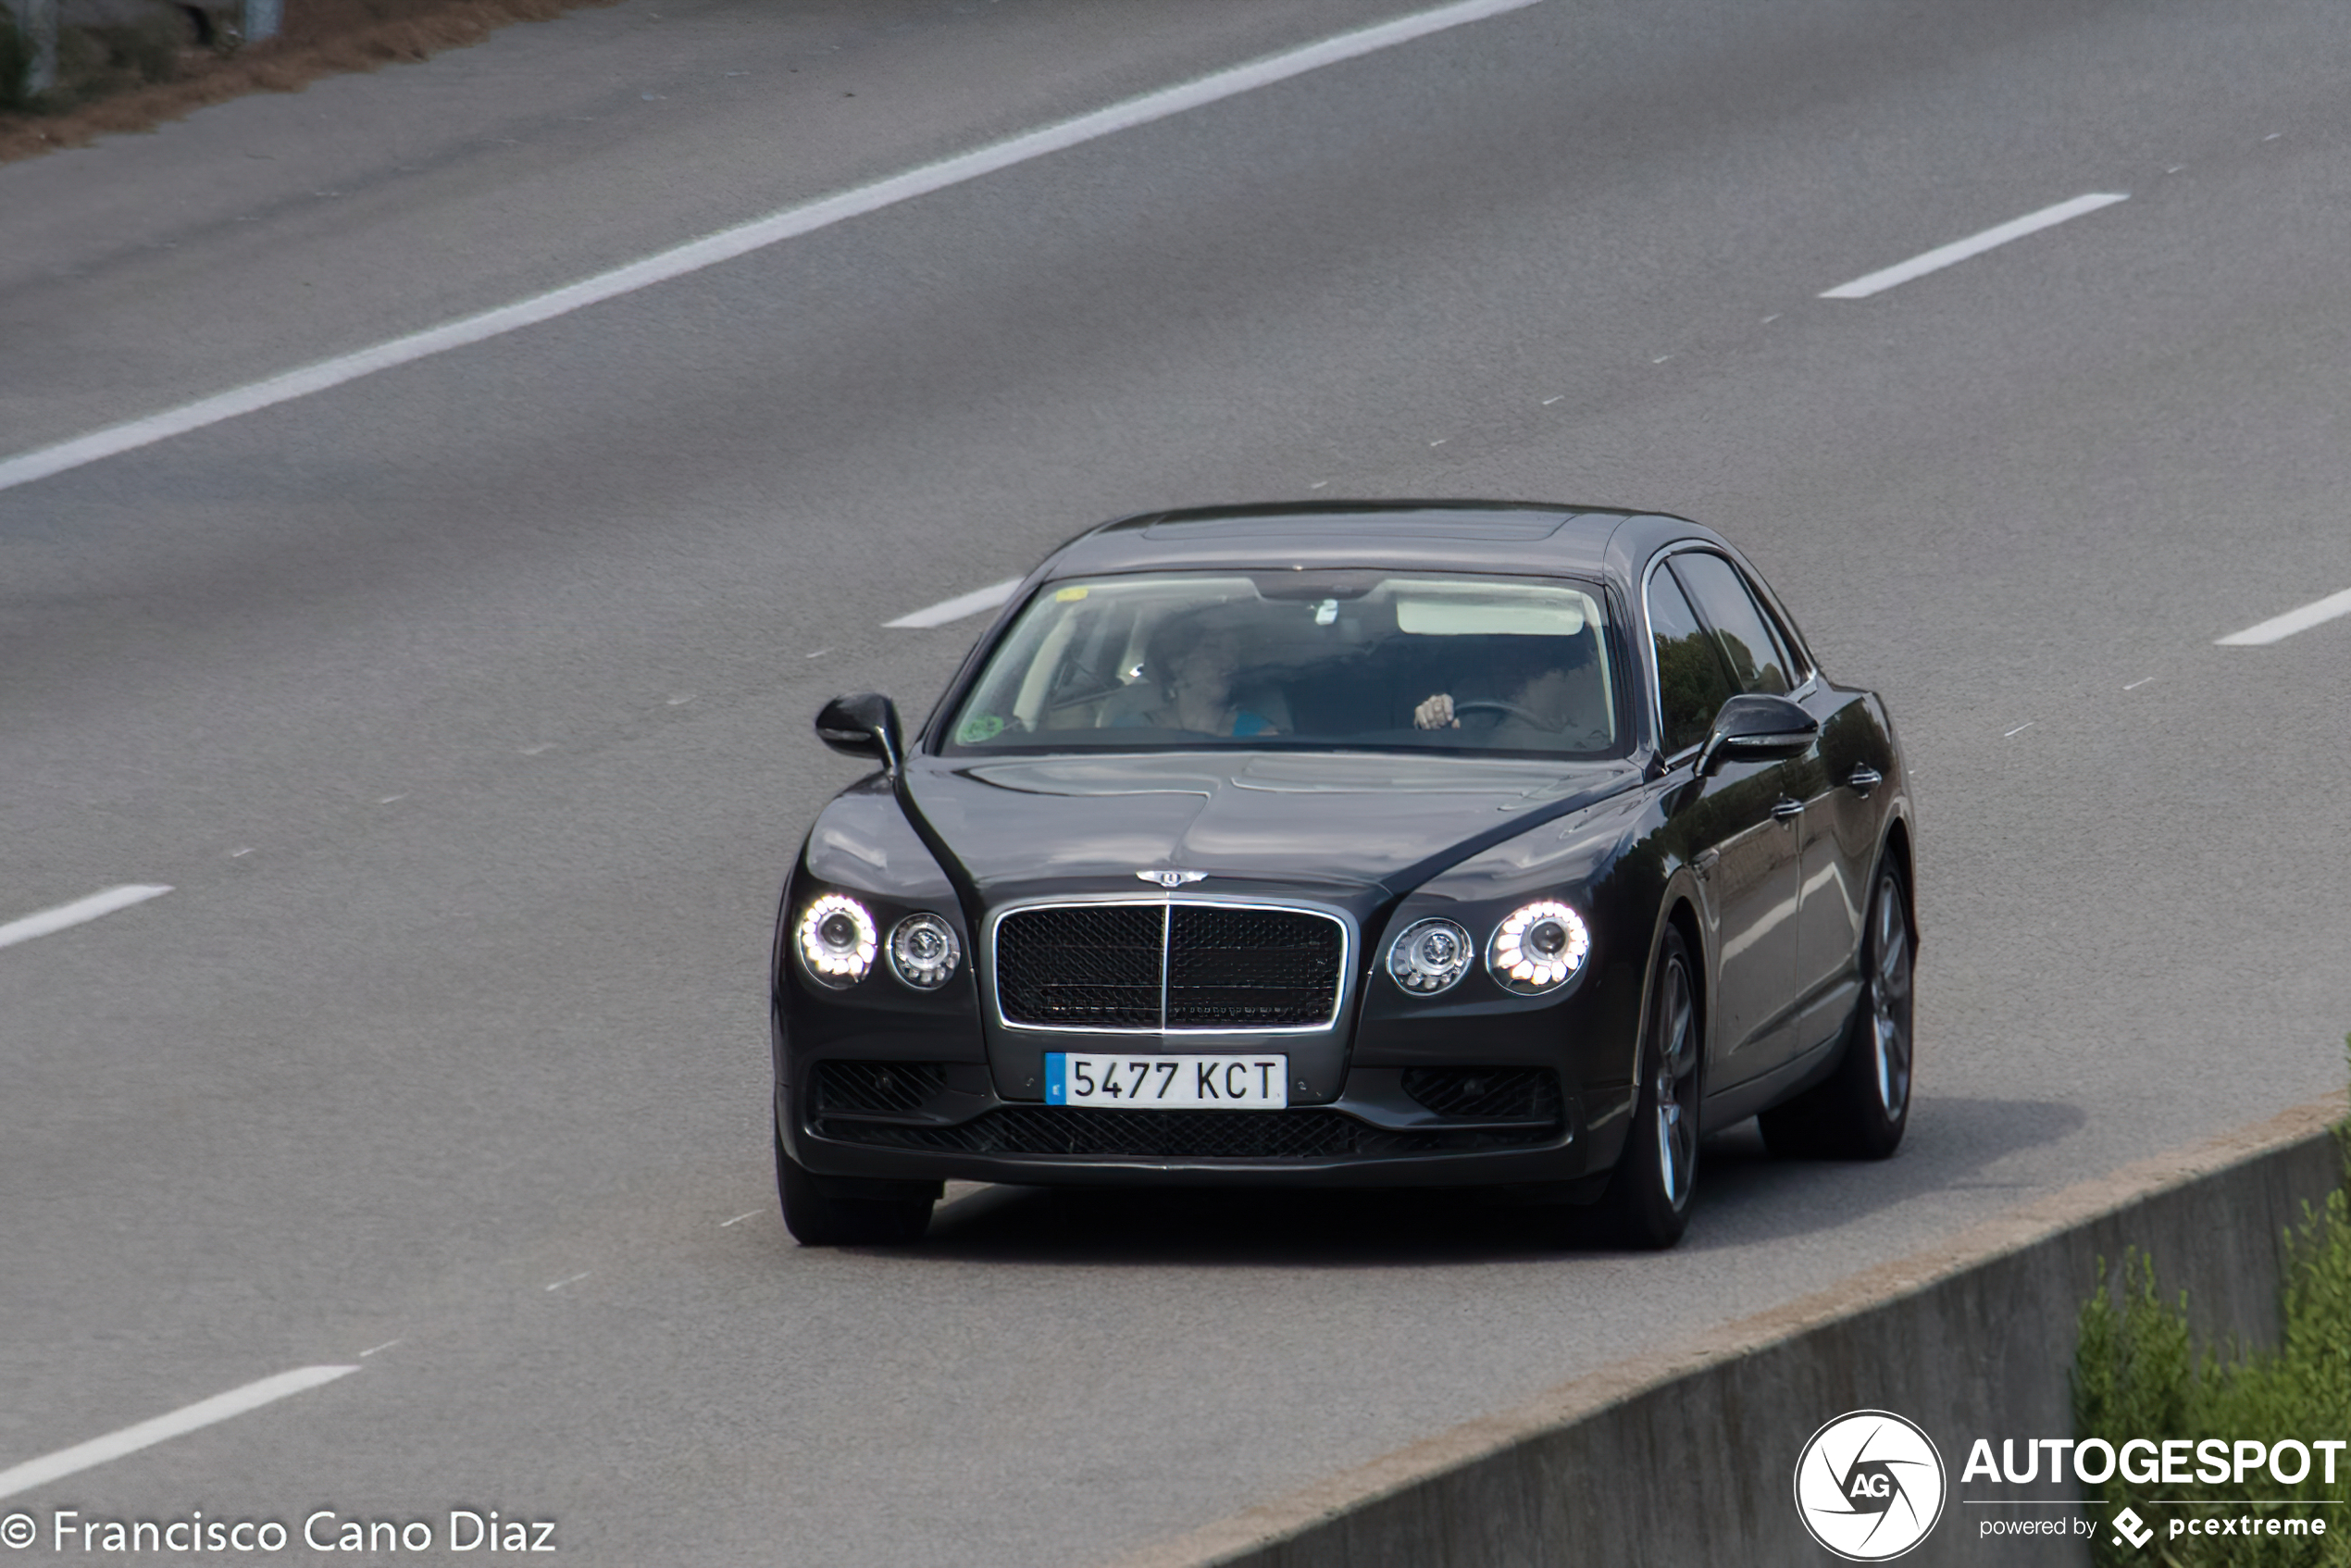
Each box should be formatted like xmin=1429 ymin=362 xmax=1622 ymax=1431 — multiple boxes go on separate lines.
xmin=1040 ymin=501 xmax=1704 ymax=581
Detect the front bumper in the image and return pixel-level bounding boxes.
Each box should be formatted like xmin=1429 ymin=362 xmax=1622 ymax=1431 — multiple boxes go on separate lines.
xmin=775 ymin=1061 xmax=1623 ymax=1190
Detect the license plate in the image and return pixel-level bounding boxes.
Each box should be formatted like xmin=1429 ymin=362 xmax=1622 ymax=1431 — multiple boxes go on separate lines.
xmin=1045 ymin=1053 xmax=1289 ymax=1109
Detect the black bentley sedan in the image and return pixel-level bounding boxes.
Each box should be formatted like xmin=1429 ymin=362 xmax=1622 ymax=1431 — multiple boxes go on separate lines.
xmin=772 ymin=503 xmax=1914 ymax=1248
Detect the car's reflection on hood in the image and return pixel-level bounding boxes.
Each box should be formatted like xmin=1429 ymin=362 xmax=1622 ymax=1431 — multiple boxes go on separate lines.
xmin=902 ymin=751 xmax=1645 ymax=892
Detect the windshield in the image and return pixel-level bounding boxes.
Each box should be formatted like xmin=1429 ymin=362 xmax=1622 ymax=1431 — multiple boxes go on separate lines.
xmin=942 ymin=570 xmax=1622 ymax=757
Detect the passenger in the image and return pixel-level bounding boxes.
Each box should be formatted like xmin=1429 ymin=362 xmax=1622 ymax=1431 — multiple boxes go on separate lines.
xmin=1104 ymin=610 xmax=1285 ymax=737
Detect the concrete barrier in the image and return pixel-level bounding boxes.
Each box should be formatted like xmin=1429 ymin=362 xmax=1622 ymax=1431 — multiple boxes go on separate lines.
xmin=1108 ymin=1092 xmax=2349 ymax=1568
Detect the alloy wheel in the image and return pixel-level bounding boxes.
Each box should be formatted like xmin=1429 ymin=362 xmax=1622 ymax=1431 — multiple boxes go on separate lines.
xmin=1652 ymin=957 xmax=1699 ymax=1207
xmin=1867 ymin=874 xmax=1913 ymax=1124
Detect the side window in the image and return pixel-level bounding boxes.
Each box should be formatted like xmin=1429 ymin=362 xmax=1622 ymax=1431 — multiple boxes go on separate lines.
xmin=1648 ymin=566 xmax=1735 ymax=754
xmin=1670 ymin=553 xmax=1792 ymax=697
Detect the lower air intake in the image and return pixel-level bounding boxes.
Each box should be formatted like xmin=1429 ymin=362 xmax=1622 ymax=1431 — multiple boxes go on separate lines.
xmin=1400 ymin=1066 xmax=1562 ymax=1123
xmin=811 ymin=1060 xmax=948 ymax=1116
xmin=816 ymin=1107 xmax=1553 ymax=1159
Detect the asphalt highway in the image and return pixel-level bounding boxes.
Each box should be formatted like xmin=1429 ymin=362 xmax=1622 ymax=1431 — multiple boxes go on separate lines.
xmin=6 ymin=0 xmax=2351 ymax=1562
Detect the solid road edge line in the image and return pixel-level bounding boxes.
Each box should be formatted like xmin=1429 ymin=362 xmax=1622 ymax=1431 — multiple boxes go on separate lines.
xmin=0 ymin=1366 xmax=359 ymax=1504
xmin=0 ymin=0 xmax=1544 ymax=499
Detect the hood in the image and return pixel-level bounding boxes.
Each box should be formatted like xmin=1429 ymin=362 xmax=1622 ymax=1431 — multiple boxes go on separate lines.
xmin=900 ymin=751 xmax=1643 ymax=899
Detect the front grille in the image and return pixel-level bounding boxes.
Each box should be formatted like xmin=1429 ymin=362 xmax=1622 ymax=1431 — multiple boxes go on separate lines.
xmin=812 ymin=1060 xmax=947 ymax=1117
xmin=1167 ymin=907 xmax=1344 ymax=1027
xmin=993 ymin=901 xmax=1344 ymax=1031
xmin=1402 ymin=1067 xmax=1563 ymax=1123
xmin=819 ymin=1107 xmax=1554 ymax=1159
xmin=995 ymin=904 xmax=1163 ymax=1027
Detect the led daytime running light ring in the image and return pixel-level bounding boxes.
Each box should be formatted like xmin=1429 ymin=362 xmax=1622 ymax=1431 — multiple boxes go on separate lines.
xmin=888 ymin=912 xmax=962 ymax=989
xmin=1387 ymin=917 xmax=1474 ymax=995
xmin=797 ymin=892 xmax=877 ymax=987
xmin=1487 ymin=901 xmax=1590 ymax=994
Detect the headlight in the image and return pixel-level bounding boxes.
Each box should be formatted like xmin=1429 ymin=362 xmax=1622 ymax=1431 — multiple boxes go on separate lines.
xmin=1387 ymin=917 xmax=1474 ymax=995
xmin=888 ymin=912 xmax=962 ymax=989
xmin=797 ymin=893 xmax=877 ymax=987
xmin=1487 ymin=901 xmax=1590 ymax=994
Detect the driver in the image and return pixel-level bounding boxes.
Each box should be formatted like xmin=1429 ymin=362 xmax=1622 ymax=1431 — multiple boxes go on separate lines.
xmin=1412 ymin=635 xmax=1603 ymax=743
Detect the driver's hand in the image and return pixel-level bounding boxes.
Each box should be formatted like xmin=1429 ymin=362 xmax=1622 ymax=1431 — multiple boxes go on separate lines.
xmin=1413 ymin=693 xmax=1458 ymax=729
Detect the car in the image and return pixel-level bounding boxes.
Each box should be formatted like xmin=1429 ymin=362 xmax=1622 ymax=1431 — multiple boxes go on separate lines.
xmin=769 ymin=501 xmax=1914 ymax=1248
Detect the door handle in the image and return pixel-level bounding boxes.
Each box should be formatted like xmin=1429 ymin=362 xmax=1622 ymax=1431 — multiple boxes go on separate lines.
xmin=1847 ymin=765 xmax=1884 ymax=798
xmin=1771 ymin=796 xmax=1804 ymax=823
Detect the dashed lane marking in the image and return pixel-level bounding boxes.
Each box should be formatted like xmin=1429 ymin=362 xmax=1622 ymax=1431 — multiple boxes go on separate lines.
xmin=0 ymin=1366 xmax=357 ymax=1504
xmin=886 ymin=578 xmax=1023 ymax=629
xmin=2217 ymin=586 xmax=2351 ymax=646
xmin=1820 ymin=193 xmax=2128 ymax=300
xmin=0 ymin=886 xmax=172 ymax=954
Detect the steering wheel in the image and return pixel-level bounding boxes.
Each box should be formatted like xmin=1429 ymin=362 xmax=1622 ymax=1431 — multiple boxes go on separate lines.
xmin=1450 ymin=699 xmax=1555 ymax=730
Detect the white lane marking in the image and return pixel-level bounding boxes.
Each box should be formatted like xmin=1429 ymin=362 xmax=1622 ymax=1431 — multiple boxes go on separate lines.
xmin=1820 ymin=193 xmax=2128 ymax=300
xmin=2123 ymin=677 xmax=2156 ymax=691
xmin=2003 ymin=720 xmax=2035 ymax=738
xmin=545 ymin=1272 xmax=591 ymax=1291
xmin=0 ymin=885 xmax=172 ymax=953
xmin=886 ymin=577 xmax=1022 ymax=628
xmin=357 ymin=1340 xmax=403 ymax=1358
xmin=0 ymin=0 xmax=1543 ymax=498
xmin=2216 ymin=586 xmax=2351 ymax=646
xmin=1540 ymin=394 xmax=1564 ymax=404
xmin=718 ymin=1211 xmax=760 ymax=1227
xmin=0 ymin=1366 xmax=356 ymax=1504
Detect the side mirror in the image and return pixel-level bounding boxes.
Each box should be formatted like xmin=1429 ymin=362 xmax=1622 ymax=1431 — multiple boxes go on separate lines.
xmin=815 ymin=692 xmax=903 ymax=773
xmin=1697 ymin=693 xmax=1817 ymax=776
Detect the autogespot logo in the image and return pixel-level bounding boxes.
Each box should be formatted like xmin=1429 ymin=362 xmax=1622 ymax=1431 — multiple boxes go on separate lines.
xmin=1795 ymin=1410 xmax=1949 ymax=1561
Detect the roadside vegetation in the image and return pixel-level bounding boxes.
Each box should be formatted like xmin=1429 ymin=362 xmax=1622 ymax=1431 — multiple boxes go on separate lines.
xmin=1 ymin=0 xmax=613 ymax=165
xmin=2074 ymin=1050 xmax=2351 ymax=1568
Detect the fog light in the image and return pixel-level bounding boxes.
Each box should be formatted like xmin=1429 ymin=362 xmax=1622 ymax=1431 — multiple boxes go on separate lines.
xmin=1387 ymin=917 xmax=1474 ymax=995
xmin=797 ymin=893 xmax=877 ymax=987
xmin=888 ymin=912 xmax=962 ymax=989
xmin=1488 ymin=901 xmax=1589 ymax=994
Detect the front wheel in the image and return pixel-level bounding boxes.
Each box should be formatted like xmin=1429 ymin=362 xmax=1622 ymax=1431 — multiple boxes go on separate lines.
xmin=776 ymin=1136 xmax=933 ymax=1246
xmin=1759 ymin=865 xmax=1913 ymax=1160
xmin=1599 ymin=927 xmax=1701 ymax=1249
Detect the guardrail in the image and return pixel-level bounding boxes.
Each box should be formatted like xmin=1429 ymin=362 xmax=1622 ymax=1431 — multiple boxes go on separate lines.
xmin=1108 ymin=1092 xmax=2349 ymax=1568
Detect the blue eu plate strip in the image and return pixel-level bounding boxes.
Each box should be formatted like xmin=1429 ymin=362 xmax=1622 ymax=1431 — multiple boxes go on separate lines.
xmin=1044 ymin=1053 xmax=1066 ymax=1105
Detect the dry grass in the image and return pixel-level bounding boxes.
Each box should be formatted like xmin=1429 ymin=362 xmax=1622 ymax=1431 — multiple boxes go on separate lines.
xmin=1 ymin=0 xmax=619 ymax=166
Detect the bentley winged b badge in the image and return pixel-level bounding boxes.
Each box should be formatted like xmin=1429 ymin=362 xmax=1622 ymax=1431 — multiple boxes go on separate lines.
xmin=1137 ymin=869 xmax=1210 ymax=888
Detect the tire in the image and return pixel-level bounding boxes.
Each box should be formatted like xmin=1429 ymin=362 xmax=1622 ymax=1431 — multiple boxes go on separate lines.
xmin=775 ymin=1136 xmax=933 ymax=1246
xmin=1599 ymin=927 xmax=1701 ymax=1249
xmin=1759 ymin=865 xmax=1914 ymax=1161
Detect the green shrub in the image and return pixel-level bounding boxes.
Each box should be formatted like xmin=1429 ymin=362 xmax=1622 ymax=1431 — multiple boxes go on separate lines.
xmin=2074 ymin=1080 xmax=2351 ymax=1568
xmin=0 ymin=9 xmax=30 ymax=113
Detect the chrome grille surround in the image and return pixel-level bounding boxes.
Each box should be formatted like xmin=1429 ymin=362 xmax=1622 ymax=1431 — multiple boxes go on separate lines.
xmin=989 ymin=896 xmax=1351 ymax=1035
